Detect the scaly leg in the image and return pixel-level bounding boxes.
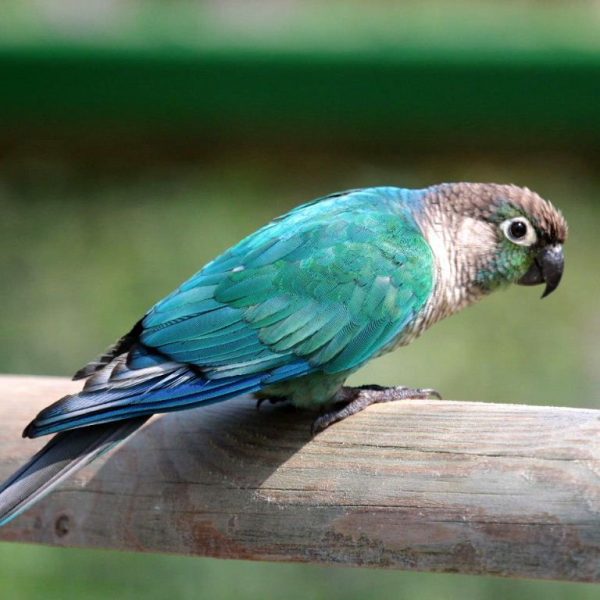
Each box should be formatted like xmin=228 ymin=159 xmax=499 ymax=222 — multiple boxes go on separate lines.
xmin=311 ymin=385 xmax=441 ymax=434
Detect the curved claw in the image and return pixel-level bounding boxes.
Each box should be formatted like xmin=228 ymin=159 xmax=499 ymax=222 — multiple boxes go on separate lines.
xmin=310 ymin=417 xmax=326 ymax=436
xmin=255 ymin=395 xmax=289 ymax=411
xmin=417 ymin=387 xmax=442 ymax=400
xmin=311 ymin=410 xmax=342 ymax=436
xmin=255 ymin=397 xmax=268 ymax=411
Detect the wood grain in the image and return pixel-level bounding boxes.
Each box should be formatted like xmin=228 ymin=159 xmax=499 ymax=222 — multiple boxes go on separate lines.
xmin=0 ymin=374 xmax=599 ymax=582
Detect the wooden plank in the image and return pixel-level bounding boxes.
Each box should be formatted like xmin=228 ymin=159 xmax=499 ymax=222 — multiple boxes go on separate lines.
xmin=0 ymin=374 xmax=599 ymax=582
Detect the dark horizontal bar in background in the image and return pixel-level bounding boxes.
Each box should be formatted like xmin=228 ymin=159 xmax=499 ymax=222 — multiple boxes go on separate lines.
xmin=0 ymin=45 xmax=599 ymax=147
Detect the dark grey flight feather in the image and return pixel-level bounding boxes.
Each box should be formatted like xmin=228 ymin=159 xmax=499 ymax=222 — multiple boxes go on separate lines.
xmin=72 ymin=320 xmax=144 ymax=381
xmin=0 ymin=416 xmax=149 ymax=526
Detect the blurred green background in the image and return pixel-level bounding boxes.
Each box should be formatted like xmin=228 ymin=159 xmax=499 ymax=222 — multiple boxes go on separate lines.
xmin=1 ymin=1 xmax=599 ymax=598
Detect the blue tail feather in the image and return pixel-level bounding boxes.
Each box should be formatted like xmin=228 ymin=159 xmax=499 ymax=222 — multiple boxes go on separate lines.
xmin=25 ymin=358 xmax=312 ymax=438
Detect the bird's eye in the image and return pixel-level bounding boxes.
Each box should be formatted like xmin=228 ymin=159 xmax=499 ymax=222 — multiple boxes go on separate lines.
xmin=500 ymin=217 xmax=537 ymax=246
xmin=509 ymin=220 xmax=527 ymax=239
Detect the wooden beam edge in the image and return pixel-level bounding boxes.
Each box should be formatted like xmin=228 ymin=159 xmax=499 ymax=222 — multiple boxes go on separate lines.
xmin=0 ymin=374 xmax=598 ymax=582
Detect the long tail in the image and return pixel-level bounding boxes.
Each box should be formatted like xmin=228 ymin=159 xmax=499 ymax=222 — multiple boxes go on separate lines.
xmin=0 ymin=416 xmax=149 ymax=526
xmin=0 ymin=345 xmax=311 ymax=526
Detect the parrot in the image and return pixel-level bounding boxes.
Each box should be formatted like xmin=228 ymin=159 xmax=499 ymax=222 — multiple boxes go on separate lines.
xmin=0 ymin=182 xmax=567 ymax=526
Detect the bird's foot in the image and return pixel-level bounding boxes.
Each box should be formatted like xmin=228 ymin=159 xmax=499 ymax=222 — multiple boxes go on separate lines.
xmin=255 ymin=395 xmax=289 ymax=411
xmin=311 ymin=385 xmax=441 ymax=434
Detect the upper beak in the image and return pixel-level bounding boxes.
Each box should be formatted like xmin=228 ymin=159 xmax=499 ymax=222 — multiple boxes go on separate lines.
xmin=517 ymin=244 xmax=564 ymax=298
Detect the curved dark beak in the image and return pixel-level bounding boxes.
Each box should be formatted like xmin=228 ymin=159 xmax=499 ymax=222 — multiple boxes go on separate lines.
xmin=518 ymin=244 xmax=564 ymax=298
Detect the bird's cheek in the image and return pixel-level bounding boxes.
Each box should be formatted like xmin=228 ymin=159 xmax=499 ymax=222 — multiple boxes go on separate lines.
xmin=493 ymin=248 xmax=529 ymax=285
xmin=514 ymin=253 xmax=540 ymax=284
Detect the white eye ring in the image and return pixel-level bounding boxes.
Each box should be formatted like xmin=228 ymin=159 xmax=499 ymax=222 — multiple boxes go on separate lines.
xmin=500 ymin=217 xmax=537 ymax=246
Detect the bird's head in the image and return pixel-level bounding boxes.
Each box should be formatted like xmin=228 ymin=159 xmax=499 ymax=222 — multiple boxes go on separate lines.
xmin=421 ymin=183 xmax=568 ymax=313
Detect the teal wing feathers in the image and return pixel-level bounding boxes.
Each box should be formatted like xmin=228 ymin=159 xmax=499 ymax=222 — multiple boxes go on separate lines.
xmin=141 ymin=188 xmax=435 ymax=377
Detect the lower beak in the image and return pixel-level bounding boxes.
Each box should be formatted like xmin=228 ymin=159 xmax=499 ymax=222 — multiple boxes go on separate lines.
xmin=517 ymin=245 xmax=564 ymax=298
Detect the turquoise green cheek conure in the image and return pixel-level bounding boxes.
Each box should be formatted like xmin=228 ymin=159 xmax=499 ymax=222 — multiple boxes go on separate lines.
xmin=0 ymin=182 xmax=568 ymax=525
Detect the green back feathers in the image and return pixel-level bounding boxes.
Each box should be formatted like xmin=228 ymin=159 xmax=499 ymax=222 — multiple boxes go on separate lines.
xmin=142 ymin=188 xmax=435 ymax=376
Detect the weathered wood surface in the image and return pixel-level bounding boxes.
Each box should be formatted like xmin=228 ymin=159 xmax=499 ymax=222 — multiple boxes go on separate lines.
xmin=0 ymin=374 xmax=599 ymax=582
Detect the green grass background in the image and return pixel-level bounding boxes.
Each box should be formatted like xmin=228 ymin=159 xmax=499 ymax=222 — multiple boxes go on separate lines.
xmin=0 ymin=150 xmax=598 ymax=598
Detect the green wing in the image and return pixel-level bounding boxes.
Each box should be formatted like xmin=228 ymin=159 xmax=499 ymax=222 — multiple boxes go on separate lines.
xmin=141 ymin=189 xmax=435 ymax=378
